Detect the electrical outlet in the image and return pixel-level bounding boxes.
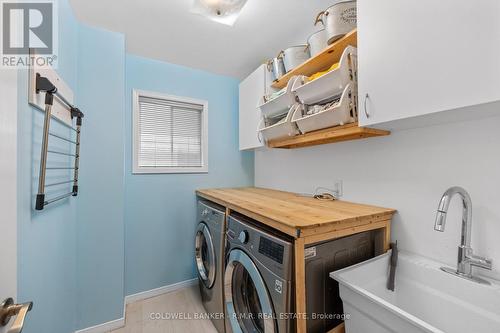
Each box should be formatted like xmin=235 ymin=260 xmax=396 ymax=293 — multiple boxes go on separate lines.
xmin=334 ymin=180 xmax=343 ymax=198
xmin=314 ymin=181 xmax=343 ymax=198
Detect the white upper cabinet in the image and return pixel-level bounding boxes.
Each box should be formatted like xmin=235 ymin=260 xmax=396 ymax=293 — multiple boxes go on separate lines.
xmin=239 ymin=64 xmax=266 ymax=150
xmin=357 ymin=0 xmax=500 ymax=127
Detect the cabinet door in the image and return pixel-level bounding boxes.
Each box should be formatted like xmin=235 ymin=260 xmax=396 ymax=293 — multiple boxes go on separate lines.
xmin=358 ymin=0 xmax=500 ymax=127
xmin=239 ymin=65 xmax=266 ymax=150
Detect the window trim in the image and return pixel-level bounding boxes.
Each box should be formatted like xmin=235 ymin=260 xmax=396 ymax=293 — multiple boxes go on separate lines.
xmin=132 ymin=89 xmax=209 ymax=174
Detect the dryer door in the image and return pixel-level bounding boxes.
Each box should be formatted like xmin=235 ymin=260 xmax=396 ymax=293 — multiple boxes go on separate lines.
xmin=225 ymin=249 xmax=276 ymax=333
xmin=195 ymin=223 xmax=216 ymax=289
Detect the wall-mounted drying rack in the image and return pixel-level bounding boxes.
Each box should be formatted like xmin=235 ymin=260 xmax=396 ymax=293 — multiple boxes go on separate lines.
xmin=34 ymin=74 xmax=84 ymax=210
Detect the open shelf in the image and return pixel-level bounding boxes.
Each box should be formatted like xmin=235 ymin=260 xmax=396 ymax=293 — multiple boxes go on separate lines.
xmin=267 ymin=122 xmax=390 ymax=149
xmin=272 ymin=29 xmax=358 ymax=89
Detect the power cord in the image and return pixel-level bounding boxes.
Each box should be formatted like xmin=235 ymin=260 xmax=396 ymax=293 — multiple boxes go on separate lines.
xmin=299 ymin=187 xmax=339 ymax=201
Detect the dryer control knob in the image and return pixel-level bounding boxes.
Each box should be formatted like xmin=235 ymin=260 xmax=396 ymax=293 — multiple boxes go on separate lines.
xmin=238 ymin=231 xmax=249 ymax=244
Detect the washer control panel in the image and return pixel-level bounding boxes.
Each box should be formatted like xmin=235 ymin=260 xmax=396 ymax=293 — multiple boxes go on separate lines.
xmin=227 ymin=214 xmax=293 ymax=280
xmin=238 ymin=230 xmax=249 ymax=244
xmin=258 ymin=237 xmax=284 ymax=264
xmin=197 ymin=201 xmax=225 ymax=227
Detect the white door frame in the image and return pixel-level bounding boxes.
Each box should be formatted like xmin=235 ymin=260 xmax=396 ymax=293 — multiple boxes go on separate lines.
xmin=0 ymin=68 xmax=18 ymax=332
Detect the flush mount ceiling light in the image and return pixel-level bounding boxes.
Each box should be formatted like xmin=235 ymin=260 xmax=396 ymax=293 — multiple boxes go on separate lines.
xmin=191 ymin=0 xmax=248 ymax=26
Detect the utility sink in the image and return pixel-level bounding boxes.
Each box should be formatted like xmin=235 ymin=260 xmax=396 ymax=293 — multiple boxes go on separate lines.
xmin=331 ymin=251 xmax=500 ymax=333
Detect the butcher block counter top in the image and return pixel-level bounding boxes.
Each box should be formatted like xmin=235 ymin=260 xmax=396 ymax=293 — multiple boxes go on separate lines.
xmin=196 ymin=187 xmax=396 ymax=239
xmin=197 ymin=187 xmax=396 ymax=333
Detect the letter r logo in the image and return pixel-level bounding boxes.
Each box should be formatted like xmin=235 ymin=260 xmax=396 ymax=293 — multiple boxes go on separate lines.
xmin=2 ymin=2 xmax=53 ymax=55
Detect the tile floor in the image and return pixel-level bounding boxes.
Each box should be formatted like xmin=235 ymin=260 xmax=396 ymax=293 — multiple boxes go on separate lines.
xmin=109 ymin=285 xmax=218 ymax=333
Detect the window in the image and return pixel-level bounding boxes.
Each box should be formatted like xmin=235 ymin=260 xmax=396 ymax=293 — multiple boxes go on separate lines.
xmin=133 ymin=90 xmax=208 ymax=173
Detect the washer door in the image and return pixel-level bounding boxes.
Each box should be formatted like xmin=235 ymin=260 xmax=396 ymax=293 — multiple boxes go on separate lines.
xmin=225 ymin=249 xmax=276 ymax=333
xmin=195 ymin=223 xmax=216 ymax=289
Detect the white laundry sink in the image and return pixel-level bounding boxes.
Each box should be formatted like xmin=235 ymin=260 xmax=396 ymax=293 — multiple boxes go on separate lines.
xmin=330 ymin=251 xmax=500 ymax=333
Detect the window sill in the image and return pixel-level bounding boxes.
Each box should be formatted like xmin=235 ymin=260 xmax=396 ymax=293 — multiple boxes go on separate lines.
xmin=132 ymin=166 xmax=208 ymax=174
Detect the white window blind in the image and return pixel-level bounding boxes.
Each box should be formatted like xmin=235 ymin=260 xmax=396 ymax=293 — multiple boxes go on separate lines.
xmin=133 ymin=91 xmax=208 ymax=173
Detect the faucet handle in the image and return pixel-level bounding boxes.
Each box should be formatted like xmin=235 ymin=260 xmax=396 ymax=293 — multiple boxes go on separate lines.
xmin=467 ymin=253 xmax=493 ymax=270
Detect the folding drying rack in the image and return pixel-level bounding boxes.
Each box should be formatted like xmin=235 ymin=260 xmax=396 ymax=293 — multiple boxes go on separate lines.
xmin=35 ymin=74 xmax=84 ymax=210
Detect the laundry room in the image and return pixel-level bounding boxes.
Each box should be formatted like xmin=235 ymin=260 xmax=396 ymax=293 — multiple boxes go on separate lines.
xmin=0 ymin=1 xmax=499 ymax=333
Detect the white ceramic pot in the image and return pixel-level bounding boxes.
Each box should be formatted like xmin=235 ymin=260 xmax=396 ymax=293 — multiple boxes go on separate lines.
xmin=307 ymin=29 xmax=328 ymax=57
xmin=282 ymin=45 xmax=310 ymax=73
xmin=315 ymin=0 xmax=357 ymax=44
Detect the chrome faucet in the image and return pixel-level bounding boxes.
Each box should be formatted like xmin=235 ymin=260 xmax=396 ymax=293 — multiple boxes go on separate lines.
xmin=434 ymin=186 xmax=493 ymax=285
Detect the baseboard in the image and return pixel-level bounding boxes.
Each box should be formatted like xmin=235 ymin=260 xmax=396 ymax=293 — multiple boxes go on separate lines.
xmin=125 ymin=278 xmax=198 ymax=304
xmin=75 ymin=278 xmax=199 ymax=333
xmin=74 ymin=318 xmax=125 ymax=333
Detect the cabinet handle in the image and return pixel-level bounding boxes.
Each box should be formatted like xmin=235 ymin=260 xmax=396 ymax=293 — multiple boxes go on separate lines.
xmin=364 ymin=93 xmax=370 ymax=118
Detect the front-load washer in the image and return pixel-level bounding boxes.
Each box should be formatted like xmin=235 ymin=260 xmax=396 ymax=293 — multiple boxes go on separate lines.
xmin=224 ymin=213 xmax=294 ymax=333
xmin=195 ymin=200 xmax=226 ymax=333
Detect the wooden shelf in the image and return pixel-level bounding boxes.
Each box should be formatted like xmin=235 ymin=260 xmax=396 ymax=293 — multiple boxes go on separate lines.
xmin=196 ymin=187 xmax=396 ymax=238
xmin=267 ymin=122 xmax=390 ymax=149
xmin=272 ymin=29 xmax=357 ymax=89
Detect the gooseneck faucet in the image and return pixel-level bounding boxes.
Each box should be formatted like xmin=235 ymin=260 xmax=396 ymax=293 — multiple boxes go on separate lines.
xmin=434 ymin=186 xmax=493 ymax=285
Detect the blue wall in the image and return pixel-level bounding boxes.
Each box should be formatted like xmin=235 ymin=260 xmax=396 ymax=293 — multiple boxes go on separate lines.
xmin=75 ymin=25 xmax=126 ymax=329
xmin=16 ymin=2 xmax=127 ymax=331
xmin=16 ymin=4 xmax=254 ymax=331
xmin=17 ymin=1 xmax=79 ymax=332
xmin=125 ymin=55 xmax=254 ymax=295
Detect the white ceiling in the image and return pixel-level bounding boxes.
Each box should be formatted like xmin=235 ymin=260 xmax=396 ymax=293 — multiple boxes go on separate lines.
xmin=69 ymin=0 xmax=335 ymax=79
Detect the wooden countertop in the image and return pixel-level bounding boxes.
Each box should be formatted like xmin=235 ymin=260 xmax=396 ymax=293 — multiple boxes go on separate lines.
xmin=196 ymin=187 xmax=396 ymax=238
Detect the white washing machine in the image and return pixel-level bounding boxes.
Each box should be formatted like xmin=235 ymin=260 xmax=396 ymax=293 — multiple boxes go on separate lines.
xmin=195 ymin=200 xmax=226 ymax=333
